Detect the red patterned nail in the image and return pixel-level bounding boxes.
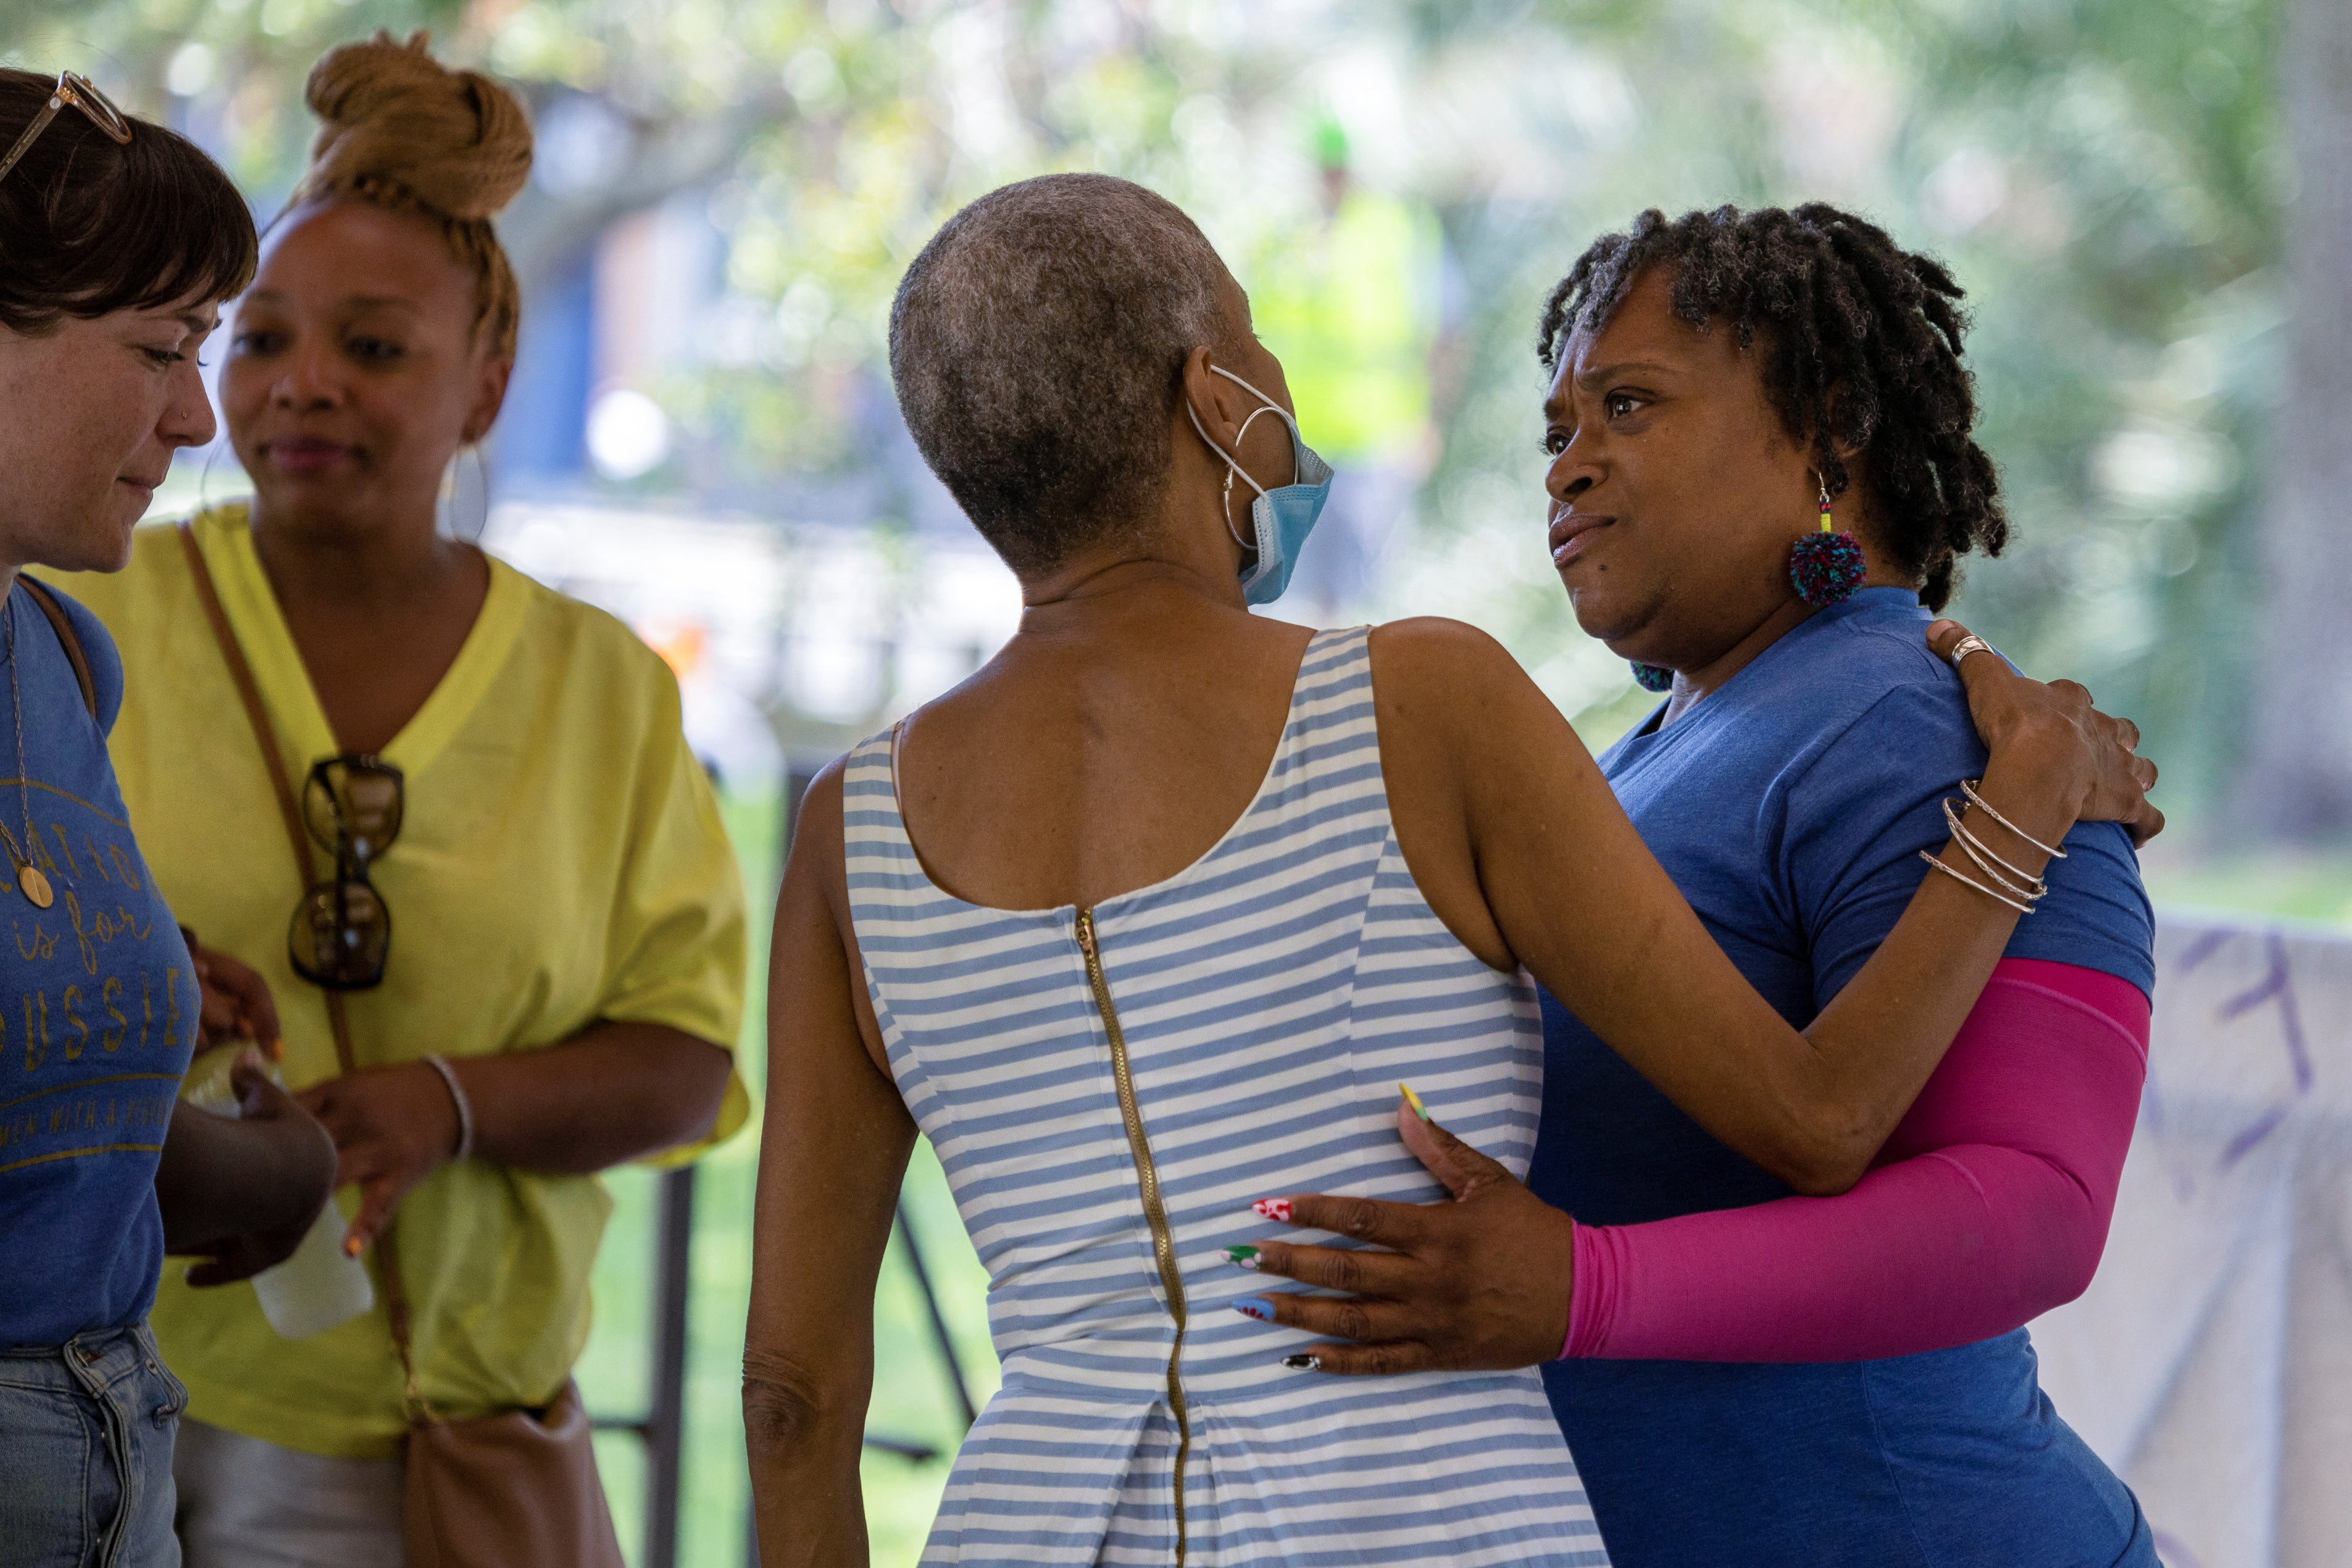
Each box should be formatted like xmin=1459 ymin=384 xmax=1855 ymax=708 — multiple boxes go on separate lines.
xmin=1253 ymin=1198 xmax=1293 ymax=1223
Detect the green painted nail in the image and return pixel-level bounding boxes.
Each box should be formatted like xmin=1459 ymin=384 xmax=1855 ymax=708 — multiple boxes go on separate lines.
xmin=1225 ymin=1245 xmax=1262 ymax=1271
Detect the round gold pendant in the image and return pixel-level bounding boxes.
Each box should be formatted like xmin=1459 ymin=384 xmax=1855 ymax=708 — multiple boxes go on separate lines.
xmin=18 ymin=862 xmax=51 ymax=909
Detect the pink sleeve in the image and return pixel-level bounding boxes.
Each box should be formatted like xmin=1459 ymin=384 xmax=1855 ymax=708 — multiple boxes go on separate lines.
xmin=1562 ymin=957 xmax=2150 ymax=1363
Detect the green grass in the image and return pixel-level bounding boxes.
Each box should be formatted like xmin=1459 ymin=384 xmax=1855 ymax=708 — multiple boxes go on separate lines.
xmin=575 ymin=790 xmax=999 ymax=1568
xmin=2140 ymin=845 xmax=2352 ymax=932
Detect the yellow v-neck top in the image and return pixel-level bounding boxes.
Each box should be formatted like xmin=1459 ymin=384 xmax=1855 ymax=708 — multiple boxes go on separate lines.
xmin=43 ymin=505 xmax=749 ymax=1457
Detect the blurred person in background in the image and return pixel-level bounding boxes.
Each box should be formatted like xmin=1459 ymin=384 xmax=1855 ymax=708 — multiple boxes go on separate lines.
xmin=0 ymin=66 xmax=338 ymax=1567
xmin=1241 ymin=205 xmax=2162 ymax=1568
xmin=743 ymin=173 xmax=2159 ymax=1566
xmin=1248 ymin=117 xmax=1445 ymax=618
xmin=47 ymin=35 xmax=749 ymax=1567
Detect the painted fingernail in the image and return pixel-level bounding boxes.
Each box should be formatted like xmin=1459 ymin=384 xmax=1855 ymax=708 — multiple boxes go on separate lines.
xmin=267 ymin=1037 xmax=284 ymax=1064
xmin=1252 ymin=1198 xmax=1292 ymax=1223
xmin=343 ymin=1234 xmax=364 ymax=1257
xmin=1233 ymin=1295 xmax=1275 ymax=1322
xmin=1399 ymin=1082 xmax=1430 ymax=1120
xmin=1283 ymin=1354 xmax=1322 ymax=1371
xmin=1225 ymin=1245 xmax=1262 ymax=1271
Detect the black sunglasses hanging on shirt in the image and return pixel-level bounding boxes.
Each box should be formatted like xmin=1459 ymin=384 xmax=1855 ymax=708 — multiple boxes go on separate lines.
xmin=288 ymin=753 xmax=403 ymax=990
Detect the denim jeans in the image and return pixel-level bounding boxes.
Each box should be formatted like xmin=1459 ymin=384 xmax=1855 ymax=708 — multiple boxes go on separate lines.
xmin=0 ymin=1323 xmax=185 ymax=1568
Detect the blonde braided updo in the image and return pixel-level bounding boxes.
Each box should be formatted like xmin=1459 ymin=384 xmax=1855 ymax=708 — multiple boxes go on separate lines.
xmin=288 ymin=32 xmax=532 ymax=359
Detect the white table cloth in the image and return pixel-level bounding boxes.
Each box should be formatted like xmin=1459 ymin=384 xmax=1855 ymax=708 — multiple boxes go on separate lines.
xmin=2032 ymin=915 xmax=2352 ymax=1568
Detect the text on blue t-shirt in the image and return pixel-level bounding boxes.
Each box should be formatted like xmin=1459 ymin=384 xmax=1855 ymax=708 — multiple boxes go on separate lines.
xmin=0 ymin=582 xmax=196 ymax=1349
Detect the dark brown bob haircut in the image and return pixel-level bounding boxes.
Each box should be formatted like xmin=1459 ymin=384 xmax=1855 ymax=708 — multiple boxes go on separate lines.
xmin=0 ymin=69 xmax=259 ymax=336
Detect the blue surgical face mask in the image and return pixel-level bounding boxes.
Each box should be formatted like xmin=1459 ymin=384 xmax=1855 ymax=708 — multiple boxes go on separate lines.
xmin=1185 ymin=365 xmax=1334 ymax=606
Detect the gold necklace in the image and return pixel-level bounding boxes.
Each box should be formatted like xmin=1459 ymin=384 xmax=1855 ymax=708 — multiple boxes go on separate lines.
xmin=6 ymin=592 xmax=53 ymax=909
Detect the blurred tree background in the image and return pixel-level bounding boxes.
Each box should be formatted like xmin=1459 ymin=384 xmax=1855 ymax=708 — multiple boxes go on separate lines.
xmin=10 ymin=1 xmax=2342 ymax=1562
xmin=2 ymin=0 xmax=2308 ymax=825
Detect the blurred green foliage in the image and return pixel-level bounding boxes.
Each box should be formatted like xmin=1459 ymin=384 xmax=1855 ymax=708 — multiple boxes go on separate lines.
xmin=4 ymin=4 xmax=2302 ymax=1559
xmin=4 ymin=0 xmax=2283 ymax=811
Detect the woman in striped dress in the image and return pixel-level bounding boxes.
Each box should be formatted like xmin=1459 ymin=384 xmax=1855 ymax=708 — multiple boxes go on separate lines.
xmin=743 ymin=175 xmax=2158 ymax=1567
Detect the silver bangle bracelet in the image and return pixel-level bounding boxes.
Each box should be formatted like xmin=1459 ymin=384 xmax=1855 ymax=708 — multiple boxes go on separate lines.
xmin=1958 ymin=778 xmax=2069 ymax=861
xmin=420 ymin=1053 xmax=475 ymax=1161
xmin=1918 ymin=848 xmax=2038 ymax=915
xmin=1942 ymin=798 xmax=2048 ymax=902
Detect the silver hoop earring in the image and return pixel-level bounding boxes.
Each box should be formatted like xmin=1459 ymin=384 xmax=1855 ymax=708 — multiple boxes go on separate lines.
xmin=442 ymin=443 xmax=492 ymax=543
xmin=466 ymin=443 xmax=491 ymax=543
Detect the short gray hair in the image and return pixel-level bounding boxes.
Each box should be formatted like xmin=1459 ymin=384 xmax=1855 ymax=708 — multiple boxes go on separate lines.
xmin=889 ymin=174 xmax=1232 ymax=575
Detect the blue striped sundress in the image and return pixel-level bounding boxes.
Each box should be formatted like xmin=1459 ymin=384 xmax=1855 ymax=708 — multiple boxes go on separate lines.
xmin=843 ymin=626 xmax=1608 ymax=1567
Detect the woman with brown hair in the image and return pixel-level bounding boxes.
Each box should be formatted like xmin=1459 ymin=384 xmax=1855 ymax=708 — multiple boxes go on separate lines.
xmin=0 ymin=66 xmax=337 ymax=1568
xmin=51 ymin=35 xmax=750 ymax=1566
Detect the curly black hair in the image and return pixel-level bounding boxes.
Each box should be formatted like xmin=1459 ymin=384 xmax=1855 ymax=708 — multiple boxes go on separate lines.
xmin=1537 ymin=204 xmax=2004 ymax=611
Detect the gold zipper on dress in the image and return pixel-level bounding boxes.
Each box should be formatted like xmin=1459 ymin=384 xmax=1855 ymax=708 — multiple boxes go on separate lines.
xmin=1077 ymin=906 xmax=1191 ymax=1566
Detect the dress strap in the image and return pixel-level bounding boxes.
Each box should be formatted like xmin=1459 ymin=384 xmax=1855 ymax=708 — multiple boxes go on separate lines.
xmin=839 ymin=724 xmax=909 ymax=852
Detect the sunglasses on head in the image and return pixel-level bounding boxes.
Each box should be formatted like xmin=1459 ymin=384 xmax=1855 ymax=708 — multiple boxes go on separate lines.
xmin=288 ymin=754 xmax=403 ymax=991
xmin=0 ymin=72 xmax=131 ymax=187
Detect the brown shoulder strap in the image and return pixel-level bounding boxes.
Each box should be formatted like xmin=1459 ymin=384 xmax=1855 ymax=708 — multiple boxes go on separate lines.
xmin=175 ymin=523 xmax=319 ymax=924
xmin=175 ymin=522 xmax=427 ymax=1396
xmin=18 ymin=577 xmax=99 ymax=723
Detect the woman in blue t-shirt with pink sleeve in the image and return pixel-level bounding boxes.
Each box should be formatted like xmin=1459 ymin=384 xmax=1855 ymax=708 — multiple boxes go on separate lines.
xmin=1237 ymin=204 xmax=2162 ymax=1566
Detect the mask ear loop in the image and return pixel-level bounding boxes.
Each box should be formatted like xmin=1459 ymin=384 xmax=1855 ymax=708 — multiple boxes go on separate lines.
xmin=1185 ymin=401 xmax=1281 ymax=551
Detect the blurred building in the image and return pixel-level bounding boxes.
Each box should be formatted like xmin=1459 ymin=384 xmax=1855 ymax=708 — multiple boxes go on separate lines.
xmin=480 ymin=183 xmax=1020 ymax=786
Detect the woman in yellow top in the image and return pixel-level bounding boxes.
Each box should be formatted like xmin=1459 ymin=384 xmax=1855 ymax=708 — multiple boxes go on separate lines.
xmin=52 ymin=36 xmax=748 ymax=1563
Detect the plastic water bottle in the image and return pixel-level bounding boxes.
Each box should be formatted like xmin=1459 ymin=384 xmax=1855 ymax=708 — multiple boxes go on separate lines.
xmin=252 ymin=1197 xmax=375 ymax=1340
xmin=178 ymin=1046 xmax=375 ymax=1339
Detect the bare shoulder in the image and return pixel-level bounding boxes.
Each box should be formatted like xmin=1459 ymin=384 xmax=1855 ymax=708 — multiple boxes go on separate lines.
xmin=778 ymin=753 xmax=859 ymax=929
xmin=789 ymin=754 xmax=852 ymax=868
xmin=774 ymin=751 xmax=895 ymax=1074
xmin=1369 ymin=615 xmax=1520 ymax=674
xmin=1361 ymin=619 xmax=1527 ymax=970
xmin=1367 ymin=617 xmax=1548 ymax=734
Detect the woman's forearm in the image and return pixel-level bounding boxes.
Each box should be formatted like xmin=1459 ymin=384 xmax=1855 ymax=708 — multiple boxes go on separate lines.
xmin=744 ymin=1347 xmax=875 ymax=1567
xmin=1763 ymin=736 xmax=2074 ymax=1190
xmin=156 ymin=1097 xmax=334 ymax=1251
xmin=1438 ymin=619 xmax=2146 ymax=1199
xmin=747 ymin=759 xmax=927 ymax=1564
xmin=1566 ymin=961 xmax=2147 ymax=1361
xmin=455 ymin=1020 xmax=733 ymax=1174
xmin=1572 ymin=1147 xmax=2088 ymax=1361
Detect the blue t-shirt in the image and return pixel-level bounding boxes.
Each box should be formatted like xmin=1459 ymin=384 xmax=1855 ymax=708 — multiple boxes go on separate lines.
xmin=1530 ymin=589 xmax=2158 ymax=1568
xmin=0 ymin=582 xmax=196 ymax=1349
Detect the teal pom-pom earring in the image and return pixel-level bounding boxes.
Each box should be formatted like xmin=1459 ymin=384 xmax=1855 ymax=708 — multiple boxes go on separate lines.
xmin=1630 ymin=662 xmax=1674 ymax=693
xmin=1789 ymin=474 xmax=1866 ymax=607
